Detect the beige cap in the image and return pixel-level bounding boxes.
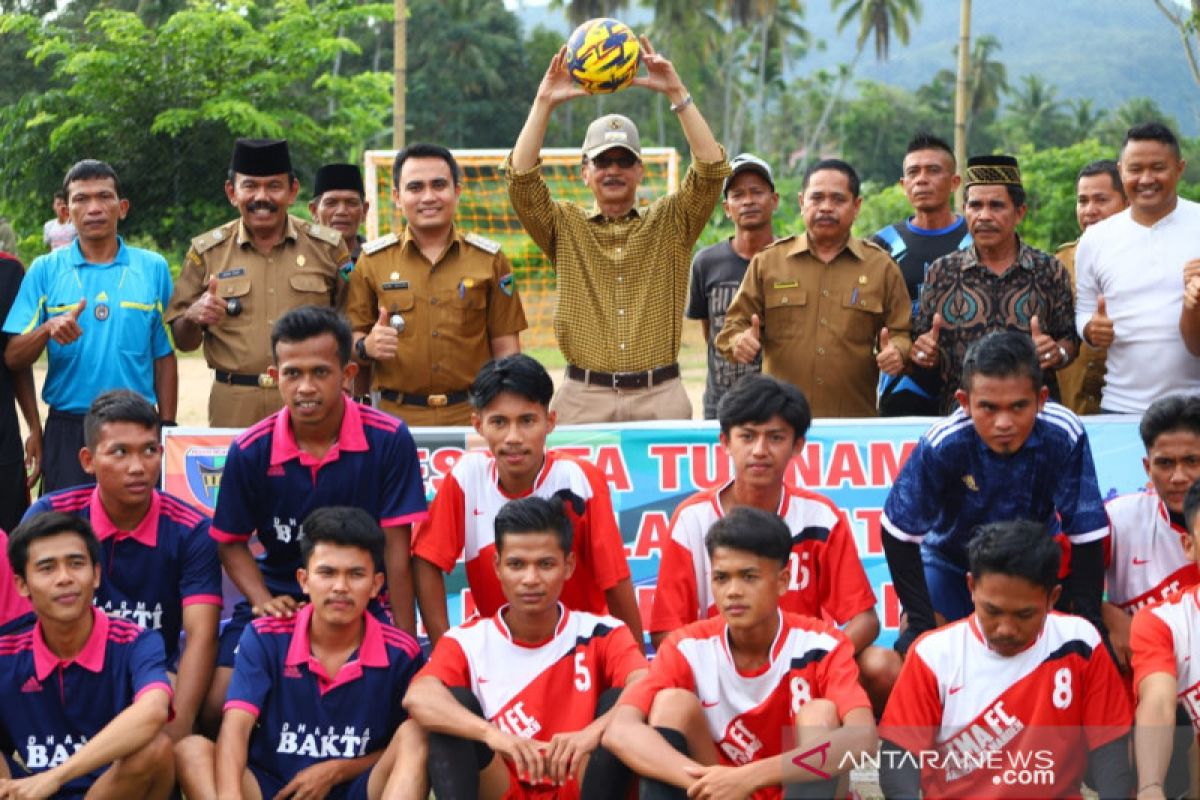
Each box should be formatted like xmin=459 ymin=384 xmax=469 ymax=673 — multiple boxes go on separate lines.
xmin=582 ymin=114 xmax=641 ymax=161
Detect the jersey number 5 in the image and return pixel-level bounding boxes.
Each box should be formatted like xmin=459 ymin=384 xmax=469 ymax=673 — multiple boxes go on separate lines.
xmin=575 ymin=652 xmax=592 ymax=692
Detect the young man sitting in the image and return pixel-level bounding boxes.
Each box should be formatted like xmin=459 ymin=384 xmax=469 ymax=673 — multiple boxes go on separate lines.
xmin=882 ymin=330 xmax=1109 ymax=653
xmin=405 ymin=495 xmax=648 ymax=799
xmin=413 ymin=354 xmax=640 ymax=645
xmin=650 ymin=373 xmax=898 ymax=712
xmin=1130 ymin=479 xmax=1200 ymax=800
xmin=26 ymin=389 xmax=221 ymax=740
xmin=175 ymin=506 xmax=428 ymax=800
xmin=606 ymin=505 xmax=877 ymax=799
xmin=204 ymin=306 xmax=427 ymax=730
xmin=0 ymin=512 xmax=174 ymax=798
xmin=880 ymin=519 xmax=1132 ymax=797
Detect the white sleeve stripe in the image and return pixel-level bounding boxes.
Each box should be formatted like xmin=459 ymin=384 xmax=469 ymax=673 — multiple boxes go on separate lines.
xmin=927 ymin=416 xmax=972 ymax=449
xmin=881 ymin=512 xmax=925 ymax=543
xmin=1040 ymin=403 xmax=1084 ymax=440
xmin=1067 ymin=526 xmax=1109 ymax=544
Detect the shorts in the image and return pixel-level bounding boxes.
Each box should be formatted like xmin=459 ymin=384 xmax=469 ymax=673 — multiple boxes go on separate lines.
xmin=218 ymin=597 xmax=396 ymax=668
xmin=921 ymin=546 xmax=973 ymax=622
xmin=250 ymin=763 xmax=372 ymax=800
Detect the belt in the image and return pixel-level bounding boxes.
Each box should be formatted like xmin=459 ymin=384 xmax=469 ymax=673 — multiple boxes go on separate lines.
xmin=566 ymin=363 xmax=680 ymax=390
xmin=379 ymin=389 xmax=469 ymax=408
xmin=215 ymin=370 xmax=276 ymax=389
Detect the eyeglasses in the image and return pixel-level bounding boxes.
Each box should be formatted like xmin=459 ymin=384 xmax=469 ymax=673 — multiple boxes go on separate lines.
xmin=590 ymin=152 xmax=639 ymax=170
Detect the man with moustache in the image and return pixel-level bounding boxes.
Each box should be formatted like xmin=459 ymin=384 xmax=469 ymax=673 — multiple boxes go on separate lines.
xmin=1056 ymin=160 xmax=1127 ymax=415
xmin=166 ymin=138 xmax=351 ymax=428
xmin=685 ymin=153 xmax=778 ymax=419
xmin=871 ymin=133 xmax=972 ymax=416
xmin=716 ymin=158 xmax=912 ymax=418
xmin=909 ymin=154 xmax=1079 ymax=413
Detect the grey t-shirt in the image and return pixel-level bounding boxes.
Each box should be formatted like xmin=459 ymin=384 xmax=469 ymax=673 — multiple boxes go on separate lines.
xmin=686 ymin=239 xmax=763 ymax=419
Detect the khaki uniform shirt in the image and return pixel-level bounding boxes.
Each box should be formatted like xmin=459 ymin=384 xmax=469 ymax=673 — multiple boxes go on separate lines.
xmin=166 ymin=215 xmax=350 ymax=375
xmin=345 ymin=226 xmax=527 ymax=396
xmin=716 ymin=234 xmax=912 ymax=418
xmin=505 ymin=153 xmax=729 ymax=373
xmin=1056 ymin=240 xmax=1106 ymax=415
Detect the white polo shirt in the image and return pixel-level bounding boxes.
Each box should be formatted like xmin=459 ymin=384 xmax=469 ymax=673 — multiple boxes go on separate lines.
xmin=1075 ymin=197 xmax=1200 ymax=413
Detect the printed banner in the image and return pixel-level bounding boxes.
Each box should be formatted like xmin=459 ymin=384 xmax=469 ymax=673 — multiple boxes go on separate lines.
xmin=163 ymin=417 xmax=1147 ymax=647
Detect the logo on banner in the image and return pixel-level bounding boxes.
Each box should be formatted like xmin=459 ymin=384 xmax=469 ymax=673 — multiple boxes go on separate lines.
xmin=185 ymin=447 xmax=228 ymax=509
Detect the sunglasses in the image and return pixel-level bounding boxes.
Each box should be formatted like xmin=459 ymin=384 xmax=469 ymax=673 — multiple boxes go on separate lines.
xmin=590 ymin=152 xmax=639 ymax=169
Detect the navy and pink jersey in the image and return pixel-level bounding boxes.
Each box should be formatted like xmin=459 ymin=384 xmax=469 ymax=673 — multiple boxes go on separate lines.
xmin=0 ymin=608 xmax=172 ymax=796
xmin=881 ymin=612 xmax=1131 ymax=798
xmin=26 ymin=487 xmax=221 ymax=663
xmin=650 ymin=482 xmax=876 ymax=635
xmin=420 ymin=605 xmax=646 ymax=799
xmin=622 ymin=611 xmax=869 ymax=800
xmin=412 ymin=450 xmax=630 ymax=618
xmin=0 ymin=529 xmax=30 ymax=627
xmin=211 ymin=396 xmax=428 ymax=596
xmin=225 ymin=604 xmax=424 ymax=786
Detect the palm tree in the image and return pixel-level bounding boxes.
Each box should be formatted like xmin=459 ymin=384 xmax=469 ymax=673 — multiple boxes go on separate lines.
xmin=1066 ymin=98 xmax=1106 ymax=142
xmin=1002 ymin=74 xmax=1068 ymax=149
xmin=1097 ymin=97 xmax=1177 ymax=146
xmin=802 ymin=0 xmax=921 ymax=169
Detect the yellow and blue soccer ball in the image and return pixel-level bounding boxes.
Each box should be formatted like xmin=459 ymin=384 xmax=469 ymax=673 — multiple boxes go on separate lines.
xmin=566 ymin=18 xmax=640 ymax=95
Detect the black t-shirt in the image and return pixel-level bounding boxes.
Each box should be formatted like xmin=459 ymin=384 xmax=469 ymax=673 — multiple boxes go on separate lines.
xmin=0 ymin=255 xmax=25 ymax=464
xmin=870 ymin=217 xmax=972 ymax=416
xmin=685 ymin=239 xmax=762 ymax=419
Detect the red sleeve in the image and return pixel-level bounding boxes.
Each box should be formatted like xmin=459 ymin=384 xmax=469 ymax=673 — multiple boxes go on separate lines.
xmin=577 ymin=463 xmax=630 ymax=591
xmin=599 ymin=623 xmax=649 ymax=688
xmin=1081 ymin=635 xmax=1134 ymax=749
xmin=1131 ymin=606 xmax=1179 ymax=695
xmin=818 ymin=510 xmax=877 ymax=625
xmin=648 ymin=536 xmax=700 ymax=635
xmin=411 ymin=473 xmax=467 ymax=573
xmin=416 ymin=633 xmax=472 ymax=688
xmin=619 ymin=632 xmax=697 ymax=715
xmin=815 ymin=633 xmax=871 ymax=718
xmin=879 ymin=644 xmax=943 ymax=753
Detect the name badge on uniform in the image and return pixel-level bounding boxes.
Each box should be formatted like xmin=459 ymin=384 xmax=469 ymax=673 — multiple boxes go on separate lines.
xmin=382 ymin=281 xmax=409 ymax=291
xmin=218 ymin=267 xmax=246 ymax=279
xmin=773 ymin=281 xmax=799 ymax=289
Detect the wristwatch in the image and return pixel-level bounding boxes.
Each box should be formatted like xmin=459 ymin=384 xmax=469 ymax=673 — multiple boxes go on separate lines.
xmin=355 ymin=337 xmax=371 ymax=361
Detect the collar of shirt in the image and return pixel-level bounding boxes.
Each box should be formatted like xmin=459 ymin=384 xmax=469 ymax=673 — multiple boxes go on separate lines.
xmin=967 ymin=612 xmax=1044 ymax=656
xmin=489 ymin=451 xmax=555 ymax=499
xmin=720 ymin=608 xmax=787 ymax=677
xmin=235 ymin=216 xmax=300 ymax=248
xmin=284 ymin=604 xmax=389 ymax=689
xmin=492 ymin=602 xmax=569 ymax=648
xmin=400 ymin=224 xmax=461 ymax=266
xmin=33 ymin=606 xmax=109 ymax=682
xmin=962 ymin=234 xmax=1038 ymax=276
xmin=88 ymin=487 xmax=160 ymax=547
xmin=68 ymin=236 xmax=129 ymax=268
xmin=269 ymin=394 xmax=369 ymax=468
xmin=785 ymin=232 xmax=868 ymax=262
xmin=586 ymin=204 xmax=644 ymax=222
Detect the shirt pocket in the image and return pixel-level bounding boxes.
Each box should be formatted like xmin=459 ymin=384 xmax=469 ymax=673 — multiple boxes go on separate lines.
xmin=217 ymin=276 xmax=252 ymax=327
xmin=380 ymin=287 xmax=416 ymax=338
xmin=764 ymin=288 xmax=807 ymax=340
xmin=841 ymin=288 xmax=883 ymax=343
xmin=288 ymin=272 xmax=331 ymax=302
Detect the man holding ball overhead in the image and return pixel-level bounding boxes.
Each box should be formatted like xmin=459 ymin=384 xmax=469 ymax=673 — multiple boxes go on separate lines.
xmin=505 ymin=23 xmax=729 ymax=424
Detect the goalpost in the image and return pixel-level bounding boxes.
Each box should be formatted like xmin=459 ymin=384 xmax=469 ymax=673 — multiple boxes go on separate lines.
xmin=363 ymin=147 xmax=680 ymax=350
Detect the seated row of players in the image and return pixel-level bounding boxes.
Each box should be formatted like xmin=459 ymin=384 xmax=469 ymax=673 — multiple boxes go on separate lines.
xmin=5 ymin=301 xmax=1200 ymax=795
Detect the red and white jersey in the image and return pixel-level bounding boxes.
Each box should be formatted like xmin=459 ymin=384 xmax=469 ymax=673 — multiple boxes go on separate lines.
xmin=420 ymin=605 xmax=646 ymax=799
xmin=1105 ymin=491 xmax=1200 ymax=612
xmin=649 ymin=482 xmax=875 ymax=635
xmin=881 ymin=612 xmax=1131 ymax=798
xmin=1131 ymin=585 xmax=1200 ymax=732
xmin=623 ymin=612 xmax=869 ymax=800
xmin=412 ymin=451 xmax=630 ymax=618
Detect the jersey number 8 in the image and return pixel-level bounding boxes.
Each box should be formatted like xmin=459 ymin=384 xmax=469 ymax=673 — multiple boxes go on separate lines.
xmin=1051 ymin=667 xmax=1072 ymax=709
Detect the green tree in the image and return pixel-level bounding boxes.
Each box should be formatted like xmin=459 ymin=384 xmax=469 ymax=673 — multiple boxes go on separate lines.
xmin=0 ymin=0 xmax=393 ymax=260
xmin=1000 ymin=74 xmax=1070 ymax=150
xmin=1014 ymin=139 xmax=1114 ymax=251
xmin=1096 ymin=96 xmax=1178 ymax=146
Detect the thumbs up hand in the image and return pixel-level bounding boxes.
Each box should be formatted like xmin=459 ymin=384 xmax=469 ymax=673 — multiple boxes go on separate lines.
xmin=876 ymin=326 xmax=905 ymax=375
xmin=733 ymin=313 xmax=762 ymax=364
xmin=367 ymin=306 xmax=399 ymax=360
xmin=46 ymin=298 xmax=86 ymax=345
xmin=912 ymin=312 xmax=944 ymax=368
xmin=1085 ymin=294 xmax=1114 ymax=348
xmin=1029 ymin=315 xmax=1061 ymax=366
xmin=186 ymin=275 xmax=227 ymax=326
